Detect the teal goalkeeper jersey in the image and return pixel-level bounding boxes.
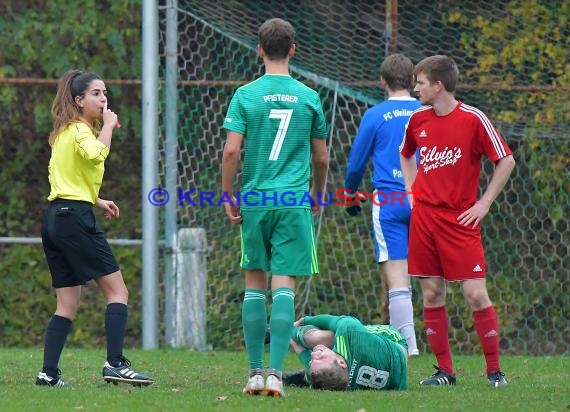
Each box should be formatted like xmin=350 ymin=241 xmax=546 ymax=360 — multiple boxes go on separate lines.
xmin=223 ymin=74 xmax=328 ymax=210
xmin=302 ymin=315 xmax=408 ymax=390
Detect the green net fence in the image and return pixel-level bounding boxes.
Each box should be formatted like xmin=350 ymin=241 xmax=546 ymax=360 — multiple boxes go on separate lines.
xmin=157 ymin=0 xmax=569 ymax=354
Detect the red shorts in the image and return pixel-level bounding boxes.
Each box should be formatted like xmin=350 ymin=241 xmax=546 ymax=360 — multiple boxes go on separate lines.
xmin=408 ymin=201 xmax=486 ymax=281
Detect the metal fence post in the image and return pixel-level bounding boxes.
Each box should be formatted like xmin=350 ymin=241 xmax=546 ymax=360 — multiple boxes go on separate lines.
xmin=170 ymin=227 xmax=208 ymax=349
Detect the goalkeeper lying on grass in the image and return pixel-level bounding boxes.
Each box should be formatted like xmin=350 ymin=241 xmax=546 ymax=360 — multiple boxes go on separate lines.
xmin=284 ymin=314 xmax=408 ymax=391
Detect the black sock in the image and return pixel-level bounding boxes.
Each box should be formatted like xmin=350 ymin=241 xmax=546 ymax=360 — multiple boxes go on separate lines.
xmin=42 ymin=315 xmax=72 ymax=377
xmin=105 ymin=303 xmax=128 ymax=366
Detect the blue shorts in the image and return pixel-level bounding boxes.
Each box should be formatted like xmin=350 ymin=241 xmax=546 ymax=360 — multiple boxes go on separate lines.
xmin=371 ymin=190 xmax=411 ymax=262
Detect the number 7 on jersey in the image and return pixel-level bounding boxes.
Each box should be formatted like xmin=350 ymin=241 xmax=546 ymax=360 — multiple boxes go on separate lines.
xmin=268 ymin=109 xmax=293 ymax=161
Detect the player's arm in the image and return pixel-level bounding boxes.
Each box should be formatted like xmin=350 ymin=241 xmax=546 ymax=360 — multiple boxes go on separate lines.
xmin=303 ymin=329 xmax=335 ymax=348
xmin=400 ymin=154 xmax=417 ymax=193
xmin=399 ymin=129 xmax=418 ymax=207
xmin=289 ymin=339 xmax=312 ymax=381
xmin=458 ymin=154 xmax=515 ymax=228
xmin=292 ymin=324 xmax=335 ymax=349
xmin=400 ymin=149 xmax=417 ymax=208
xmin=303 ymin=314 xmax=341 ymax=331
xmin=74 ymin=125 xmax=110 ymax=165
xmin=344 ymin=111 xmax=376 ymax=193
xmin=221 ymin=131 xmax=243 ymax=223
xmin=480 ymin=155 xmax=516 ymax=206
xmin=458 ymin=115 xmax=516 ymax=227
xmin=399 ymin=118 xmax=418 ymax=206
xmin=294 ymin=343 xmax=313 ymax=370
xmin=290 ymin=339 xmax=305 ymax=354
xmin=309 ymin=94 xmax=329 ymax=214
xmin=97 ymin=101 xmax=119 ymax=148
xmin=95 ymin=198 xmax=119 ymax=220
xmin=342 ymin=113 xmax=377 ymax=216
xmin=310 ymin=137 xmax=329 ymax=215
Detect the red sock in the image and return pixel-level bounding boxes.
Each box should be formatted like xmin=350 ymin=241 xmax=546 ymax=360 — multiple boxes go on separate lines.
xmin=424 ymin=305 xmax=453 ymax=375
xmin=474 ymin=305 xmax=501 ymax=373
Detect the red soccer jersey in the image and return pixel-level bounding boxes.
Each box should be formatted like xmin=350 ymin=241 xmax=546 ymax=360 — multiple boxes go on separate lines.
xmin=400 ymin=102 xmax=512 ymax=210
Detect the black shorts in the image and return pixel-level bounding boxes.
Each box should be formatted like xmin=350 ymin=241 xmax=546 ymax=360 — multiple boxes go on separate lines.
xmin=41 ymin=199 xmax=120 ymax=288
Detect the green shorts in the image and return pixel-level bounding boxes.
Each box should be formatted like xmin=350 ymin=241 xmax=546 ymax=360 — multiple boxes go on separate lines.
xmin=240 ymin=208 xmax=318 ymax=276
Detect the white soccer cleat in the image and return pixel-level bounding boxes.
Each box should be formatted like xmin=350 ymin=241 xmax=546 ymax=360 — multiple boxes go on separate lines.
xmin=243 ymin=374 xmax=265 ymax=395
xmin=409 ymin=348 xmax=420 ymax=356
xmin=265 ymin=374 xmax=285 ymax=397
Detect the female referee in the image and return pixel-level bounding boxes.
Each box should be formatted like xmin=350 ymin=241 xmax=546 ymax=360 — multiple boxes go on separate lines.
xmin=36 ymin=70 xmax=153 ymax=388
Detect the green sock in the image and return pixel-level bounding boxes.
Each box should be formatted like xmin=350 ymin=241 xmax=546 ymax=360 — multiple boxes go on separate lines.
xmin=269 ymin=287 xmax=295 ymax=372
xmin=242 ymin=289 xmax=267 ymax=370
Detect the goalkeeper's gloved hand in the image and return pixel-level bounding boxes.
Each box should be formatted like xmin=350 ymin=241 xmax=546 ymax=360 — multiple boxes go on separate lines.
xmin=346 ymin=203 xmax=361 ymax=217
xmin=344 ymin=190 xmax=368 ymax=217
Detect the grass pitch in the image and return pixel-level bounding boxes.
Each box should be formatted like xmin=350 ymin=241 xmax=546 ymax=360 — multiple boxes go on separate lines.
xmin=0 ymin=348 xmax=567 ymax=412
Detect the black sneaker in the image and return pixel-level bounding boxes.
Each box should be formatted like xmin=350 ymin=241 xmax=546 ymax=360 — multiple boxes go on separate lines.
xmin=487 ymin=370 xmax=507 ymax=388
xmin=420 ymin=365 xmax=456 ymax=386
xmin=102 ymin=357 xmax=154 ymax=387
xmin=36 ymin=369 xmax=70 ymax=388
xmin=283 ymin=370 xmax=309 ymax=387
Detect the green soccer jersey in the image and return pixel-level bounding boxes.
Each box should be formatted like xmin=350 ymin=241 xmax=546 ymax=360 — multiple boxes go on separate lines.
xmin=223 ymin=74 xmax=328 ymax=210
xmin=302 ymin=315 xmax=408 ymax=390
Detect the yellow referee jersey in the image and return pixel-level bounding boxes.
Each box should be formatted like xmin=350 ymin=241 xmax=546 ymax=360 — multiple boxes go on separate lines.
xmin=47 ymin=122 xmax=110 ymax=204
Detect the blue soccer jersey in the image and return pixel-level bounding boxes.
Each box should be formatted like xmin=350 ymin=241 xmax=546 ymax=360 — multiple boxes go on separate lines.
xmin=344 ymin=97 xmax=421 ymax=192
xmin=344 ymin=97 xmax=421 ymax=262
